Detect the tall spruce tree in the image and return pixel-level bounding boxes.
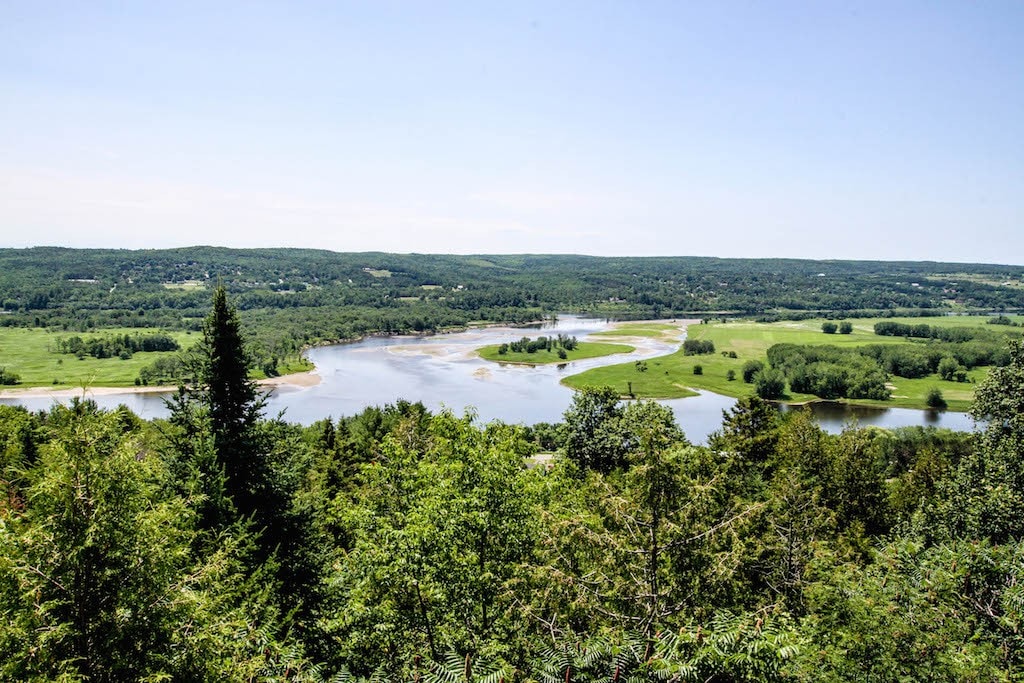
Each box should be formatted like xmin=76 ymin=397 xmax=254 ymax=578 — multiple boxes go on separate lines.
xmin=167 ymin=288 xmax=329 ymax=651
xmin=196 ymin=286 xmax=270 ymax=525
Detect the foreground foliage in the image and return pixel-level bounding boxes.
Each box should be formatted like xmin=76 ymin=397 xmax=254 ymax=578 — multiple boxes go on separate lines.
xmin=2 ymin=292 xmax=1024 ymax=681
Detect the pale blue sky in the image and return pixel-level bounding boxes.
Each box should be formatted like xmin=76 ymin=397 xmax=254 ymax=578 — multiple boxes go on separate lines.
xmin=2 ymin=1 xmax=1022 ymax=263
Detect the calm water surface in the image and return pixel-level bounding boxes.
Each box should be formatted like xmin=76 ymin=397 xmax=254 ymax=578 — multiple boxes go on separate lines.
xmin=0 ymin=316 xmax=977 ymax=443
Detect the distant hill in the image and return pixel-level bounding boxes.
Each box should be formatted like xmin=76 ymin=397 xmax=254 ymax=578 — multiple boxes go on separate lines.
xmin=1 ymin=247 xmax=1022 ymax=365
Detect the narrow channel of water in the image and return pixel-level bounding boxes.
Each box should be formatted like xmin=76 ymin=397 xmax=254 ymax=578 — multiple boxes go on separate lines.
xmin=0 ymin=316 xmax=978 ymax=443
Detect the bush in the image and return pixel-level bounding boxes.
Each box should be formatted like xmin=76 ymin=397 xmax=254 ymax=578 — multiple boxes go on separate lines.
xmin=822 ymin=322 xmax=838 ymax=334
xmin=839 ymin=321 xmax=853 ymax=334
xmin=693 ymin=365 xmax=703 ymax=375
xmin=925 ymin=387 xmax=947 ymax=409
xmin=726 ymin=369 xmax=736 ymax=381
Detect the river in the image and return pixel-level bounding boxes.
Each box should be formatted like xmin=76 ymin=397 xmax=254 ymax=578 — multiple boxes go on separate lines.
xmin=0 ymin=316 xmax=977 ymax=443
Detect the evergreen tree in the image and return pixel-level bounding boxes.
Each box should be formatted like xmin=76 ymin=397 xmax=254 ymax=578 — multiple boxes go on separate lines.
xmin=198 ymin=286 xmax=270 ymax=524
xmin=181 ymin=288 xmax=328 ymax=646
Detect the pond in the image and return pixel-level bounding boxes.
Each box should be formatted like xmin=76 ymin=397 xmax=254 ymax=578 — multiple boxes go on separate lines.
xmin=0 ymin=316 xmax=977 ymax=444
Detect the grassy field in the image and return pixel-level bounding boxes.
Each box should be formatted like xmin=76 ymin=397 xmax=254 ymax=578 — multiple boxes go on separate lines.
xmin=0 ymin=327 xmax=199 ymax=388
xmin=563 ymin=316 xmax=1022 ymax=411
xmin=478 ymin=341 xmax=634 ymax=365
xmin=0 ymin=327 xmax=313 ymax=388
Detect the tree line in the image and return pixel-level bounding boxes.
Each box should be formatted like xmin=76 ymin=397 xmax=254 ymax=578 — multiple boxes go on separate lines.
xmin=872 ymin=320 xmax=1015 ymax=342
xmin=54 ymin=331 xmax=180 ymax=360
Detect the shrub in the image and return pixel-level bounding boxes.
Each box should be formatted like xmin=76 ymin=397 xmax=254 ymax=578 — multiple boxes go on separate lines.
xmin=693 ymin=365 xmax=703 ymax=375
xmin=926 ymin=387 xmax=947 ymax=409
xmin=839 ymin=321 xmax=853 ymax=334
xmin=822 ymin=322 xmax=838 ymax=334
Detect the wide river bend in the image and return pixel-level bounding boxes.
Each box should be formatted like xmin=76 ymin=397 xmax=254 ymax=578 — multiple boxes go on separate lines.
xmin=0 ymin=316 xmax=976 ymax=444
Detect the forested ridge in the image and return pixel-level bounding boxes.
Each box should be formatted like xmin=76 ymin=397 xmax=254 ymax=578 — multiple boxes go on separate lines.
xmin=2 ymin=247 xmax=1023 ymax=374
xmin=2 ymin=288 xmax=1024 ymax=681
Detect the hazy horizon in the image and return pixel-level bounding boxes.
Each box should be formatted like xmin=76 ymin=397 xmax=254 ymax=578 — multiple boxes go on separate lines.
xmin=5 ymin=243 xmax=1024 ymax=270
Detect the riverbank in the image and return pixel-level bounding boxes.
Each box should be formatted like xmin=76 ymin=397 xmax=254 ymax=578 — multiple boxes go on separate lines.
xmin=0 ymin=315 xmax=979 ymax=439
xmin=560 ymin=319 xmax=702 ymax=397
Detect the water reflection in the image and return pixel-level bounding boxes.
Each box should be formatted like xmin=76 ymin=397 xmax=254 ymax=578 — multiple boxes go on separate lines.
xmin=785 ymin=400 xmax=975 ymax=434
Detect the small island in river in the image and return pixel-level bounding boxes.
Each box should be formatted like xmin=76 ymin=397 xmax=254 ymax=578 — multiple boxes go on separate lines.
xmin=477 ymin=333 xmax=634 ymax=365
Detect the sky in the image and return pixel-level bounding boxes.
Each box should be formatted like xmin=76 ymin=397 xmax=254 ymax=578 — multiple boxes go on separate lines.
xmin=2 ymin=1 xmax=1023 ymax=263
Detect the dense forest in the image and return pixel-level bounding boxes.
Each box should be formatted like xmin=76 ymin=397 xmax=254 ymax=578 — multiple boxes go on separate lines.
xmin=2 ymin=247 xmax=1023 ymax=372
xmin=2 ymin=287 xmax=1024 ymax=681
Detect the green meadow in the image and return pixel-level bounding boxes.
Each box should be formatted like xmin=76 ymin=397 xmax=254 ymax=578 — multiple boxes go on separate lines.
xmin=563 ymin=316 xmax=1023 ymax=412
xmin=0 ymin=327 xmax=313 ymax=388
xmin=478 ymin=341 xmax=634 ymax=365
xmin=0 ymin=327 xmax=198 ymax=388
